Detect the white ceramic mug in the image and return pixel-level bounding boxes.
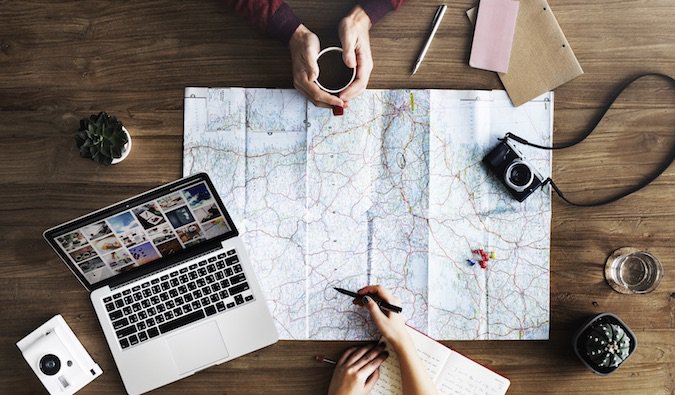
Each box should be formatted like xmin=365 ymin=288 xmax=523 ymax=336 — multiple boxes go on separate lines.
xmin=315 ymin=47 xmax=357 ymax=94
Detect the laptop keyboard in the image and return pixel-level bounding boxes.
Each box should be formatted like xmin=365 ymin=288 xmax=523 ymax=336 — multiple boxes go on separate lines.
xmin=102 ymin=249 xmax=254 ymax=350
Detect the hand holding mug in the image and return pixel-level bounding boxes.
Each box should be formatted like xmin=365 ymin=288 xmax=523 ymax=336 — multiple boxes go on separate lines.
xmin=289 ymin=5 xmax=373 ymax=111
xmin=289 ymin=24 xmax=345 ymax=109
xmin=337 ymin=5 xmax=373 ymax=104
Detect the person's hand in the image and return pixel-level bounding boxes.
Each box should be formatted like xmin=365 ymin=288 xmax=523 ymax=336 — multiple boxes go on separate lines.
xmin=357 ymin=286 xmax=439 ymax=395
xmin=289 ymin=24 xmax=344 ymax=109
xmin=327 ymin=343 xmax=389 ymax=395
xmin=356 ymin=285 xmax=412 ymax=352
xmin=337 ymin=5 xmax=373 ymax=104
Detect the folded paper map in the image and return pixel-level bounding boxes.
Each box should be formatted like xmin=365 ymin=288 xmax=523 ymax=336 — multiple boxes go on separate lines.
xmin=184 ymin=88 xmax=552 ymax=340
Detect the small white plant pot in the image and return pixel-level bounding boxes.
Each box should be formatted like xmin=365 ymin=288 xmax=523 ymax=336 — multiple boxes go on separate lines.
xmin=111 ymin=127 xmax=132 ymax=165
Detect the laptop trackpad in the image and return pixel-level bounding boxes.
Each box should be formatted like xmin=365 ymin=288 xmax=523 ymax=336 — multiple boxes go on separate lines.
xmin=167 ymin=321 xmax=229 ymax=375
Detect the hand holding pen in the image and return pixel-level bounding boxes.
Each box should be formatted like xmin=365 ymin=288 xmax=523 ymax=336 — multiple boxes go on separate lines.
xmin=324 ymin=286 xmax=436 ymax=395
xmin=335 ymin=285 xmax=413 ymax=353
xmin=334 ymin=287 xmax=403 ymax=313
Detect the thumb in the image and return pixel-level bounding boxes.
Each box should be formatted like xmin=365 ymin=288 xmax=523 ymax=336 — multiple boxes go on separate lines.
xmin=306 ymin=52 xmax=320 ymax=82
xmin=341 ymin=38 xmax=357 ymax=69
xmin=363 ymin=296 xmax=387 ymax=326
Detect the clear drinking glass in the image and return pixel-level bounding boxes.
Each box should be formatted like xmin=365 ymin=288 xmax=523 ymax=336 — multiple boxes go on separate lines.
xmin=604 ymin=247 xmax=663 ymax=294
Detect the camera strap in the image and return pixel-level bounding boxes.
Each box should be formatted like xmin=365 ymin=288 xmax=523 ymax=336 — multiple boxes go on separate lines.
xmin=501 ymin=72 xmax=675 ymax=207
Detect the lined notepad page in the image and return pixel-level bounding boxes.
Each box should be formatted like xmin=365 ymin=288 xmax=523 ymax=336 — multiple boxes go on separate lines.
xmin=371 ymin=326 xmax=510 ymax=395
xmin=437 ymin=352 xmax=510 ymax=394
xmin=371 ymin=330 xmax=450 ymax=395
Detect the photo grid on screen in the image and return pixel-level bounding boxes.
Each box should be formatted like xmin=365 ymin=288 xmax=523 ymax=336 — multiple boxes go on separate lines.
xmin=55 ymin=183 xmax=231 ymax=285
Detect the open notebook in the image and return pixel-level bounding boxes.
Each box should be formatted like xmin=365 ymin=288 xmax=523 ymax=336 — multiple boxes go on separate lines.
xmin=372 ymin=326 xmax=510 ymax=395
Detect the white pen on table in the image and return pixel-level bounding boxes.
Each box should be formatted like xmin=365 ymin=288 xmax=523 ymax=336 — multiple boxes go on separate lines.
xmin=411 ymin=4 xmax=447 ymax=76
xmin=315 ymin=355 xmax=337 ymax=365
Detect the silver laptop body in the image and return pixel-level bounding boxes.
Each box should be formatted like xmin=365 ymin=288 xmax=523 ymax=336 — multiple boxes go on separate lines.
xmin=44 ymin=173 xmax=278 ymax=394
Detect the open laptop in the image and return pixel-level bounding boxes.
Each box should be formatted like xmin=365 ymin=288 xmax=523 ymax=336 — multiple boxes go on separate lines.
xmin=44 ymin=173 xmax=278 ymax=394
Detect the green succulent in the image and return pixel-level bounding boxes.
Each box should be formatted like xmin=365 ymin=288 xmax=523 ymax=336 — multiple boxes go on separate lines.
xmin=75 ymin=112 xmax=128 ymax=165
xmin=584 ymin=322 xmax=631 ymax=368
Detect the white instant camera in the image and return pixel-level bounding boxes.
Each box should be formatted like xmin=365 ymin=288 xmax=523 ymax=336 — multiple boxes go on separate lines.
xmin=16 ymin=315 xmax=102 ymax=394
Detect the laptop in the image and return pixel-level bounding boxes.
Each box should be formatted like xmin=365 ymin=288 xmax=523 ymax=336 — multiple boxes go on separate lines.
xmin=44 ymin=173 xmax=279 ymax=394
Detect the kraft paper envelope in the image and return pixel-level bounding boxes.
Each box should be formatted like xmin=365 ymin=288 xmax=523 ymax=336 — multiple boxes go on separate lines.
xmin=467 ymin=0 xmax=583 ymax=106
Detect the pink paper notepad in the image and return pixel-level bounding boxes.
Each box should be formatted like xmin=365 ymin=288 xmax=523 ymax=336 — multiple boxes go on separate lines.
xmin=469 ymin=0 xmax=520 ymax=73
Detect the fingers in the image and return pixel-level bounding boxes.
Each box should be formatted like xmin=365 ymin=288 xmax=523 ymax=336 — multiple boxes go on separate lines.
xmin=332 ymin=344 xmax=387 ymax=395
xmin=357 ymin=285 xmax=400 ymax=305
xmin=362 ymin=295 xmax=388 ymax=328
xmin=344 ymin=344 xmax=372 ymax=366
xmin=352 ymin=343 xmax=386 ymax=370
xmin=293 ymin=62 xmax=343 ymax=108
xmin=339 ymin=16 xmax=357 ymax=69
xmin=337 ymin=8 xmax=373 ymax=103
xmin=338 ymin=75 xmax=367 ymax=103
xmin=338 ymin=30 xmax=372 ymax=102
xmin=337 ymin=346 xmax=359 ymax=365
xmin=338 ymin=45 xmax=372 ymax=102
xmin=341 ymin=33 xmax=358 ymax=69
xmin=339 ymin=343 xmax=386 ymax=369
xmin=294 ymin=80 xmax=343 ymax=108
xmin=305 ymin=49 xmax=320 ymax=82
xmin=289 ymin=25 xmax=344 ymax=109
xmin=364 ymin=366 xmax=381 ymax=392
xmin=357 ymin=285 xmax=373 ymax=295
xmin=360 ymin=351 xmax=388 ymax=379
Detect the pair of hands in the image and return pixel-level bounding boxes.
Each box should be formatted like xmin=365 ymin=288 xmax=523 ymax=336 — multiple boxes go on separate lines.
xmin=289 ymin=5 xmax=373 ymax=109
xmin=327 ymin=285 xmax=412 ymax=395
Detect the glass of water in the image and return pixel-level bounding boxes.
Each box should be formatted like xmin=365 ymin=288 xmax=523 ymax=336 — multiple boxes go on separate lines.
xmin=604 ymin=247 xmax=663 ymax=294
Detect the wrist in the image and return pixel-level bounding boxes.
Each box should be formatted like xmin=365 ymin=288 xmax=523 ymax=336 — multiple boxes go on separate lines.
xmin=345 ymin=5 xmax=372 ymax=30
xmin=389 ymin=330 xmax=413 ymax=353
xmin=290 ymin=24 xmax=312 ymax=46
xmin=393 ymin=338 xmax=417 ymax=361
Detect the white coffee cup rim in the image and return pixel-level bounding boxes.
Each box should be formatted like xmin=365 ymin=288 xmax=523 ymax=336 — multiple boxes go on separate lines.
xmin=315 ymin=47 xmax=357 ymax=94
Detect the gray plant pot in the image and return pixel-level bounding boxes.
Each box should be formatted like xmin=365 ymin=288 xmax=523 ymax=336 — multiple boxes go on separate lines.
xmin=572 ymin=313 xmax=637 ymax=375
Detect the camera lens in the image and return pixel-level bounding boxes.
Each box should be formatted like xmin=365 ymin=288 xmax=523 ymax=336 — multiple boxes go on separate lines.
xmin=504 ymin=160 xmax=534 ymax=192
xmin=509 ymin=164 xmax=531 ymax=186
xmin=39 ymin=354 xmax=61 ymax=376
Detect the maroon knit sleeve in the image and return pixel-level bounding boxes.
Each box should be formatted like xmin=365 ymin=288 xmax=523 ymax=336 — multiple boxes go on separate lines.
xmin=225 ymin=0 xmax=302 ymax=45
xmin=357 ymin=0 xmax=407 ymax=25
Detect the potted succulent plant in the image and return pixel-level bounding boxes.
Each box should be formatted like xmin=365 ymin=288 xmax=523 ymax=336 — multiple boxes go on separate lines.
xmin=573 ymin=313 xmax=637 ymax=375
xmin=75 ymin=112 xmax=132 ymax=165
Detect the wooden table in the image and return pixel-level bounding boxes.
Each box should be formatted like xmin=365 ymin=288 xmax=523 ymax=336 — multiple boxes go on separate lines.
xmin=1 ymin=1 xmax=673 ymax=393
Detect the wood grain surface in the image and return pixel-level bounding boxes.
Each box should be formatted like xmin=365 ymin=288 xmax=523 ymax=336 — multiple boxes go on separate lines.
xmin=1 ymin=1 xmax=673 ymax=394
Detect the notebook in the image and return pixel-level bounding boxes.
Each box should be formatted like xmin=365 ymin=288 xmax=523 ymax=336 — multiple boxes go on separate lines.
xmin=469 ymin=0 xmax=520 ymax=73
xmin=371 ymin=326 xmax=510 ymax=395
xmin=467 ymin=0 xmax=583 ymax=106
xmin=44 ymin=173 xmax=278 ymax=394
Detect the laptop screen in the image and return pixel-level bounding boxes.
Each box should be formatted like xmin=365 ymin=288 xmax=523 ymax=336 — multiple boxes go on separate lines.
xmin=44 ymin=173 xmax=237 ymax=290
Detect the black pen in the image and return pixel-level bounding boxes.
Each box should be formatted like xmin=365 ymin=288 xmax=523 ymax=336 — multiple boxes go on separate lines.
xmin=334 ymin=287 xmax=403 ymax=314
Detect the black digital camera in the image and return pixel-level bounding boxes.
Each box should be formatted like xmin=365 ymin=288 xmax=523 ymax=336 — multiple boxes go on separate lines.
xmin=483 ymin=139 xmax=544 ymax=202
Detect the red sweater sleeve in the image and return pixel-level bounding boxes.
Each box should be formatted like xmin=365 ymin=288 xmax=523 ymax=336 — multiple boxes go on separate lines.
xmin=225 ymin=0 xmax=405 ymax=45
xmin=225 ymin=0 xmax=302 ymax=45
xmin=357 ymin=0 xmax=407 ymax=24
